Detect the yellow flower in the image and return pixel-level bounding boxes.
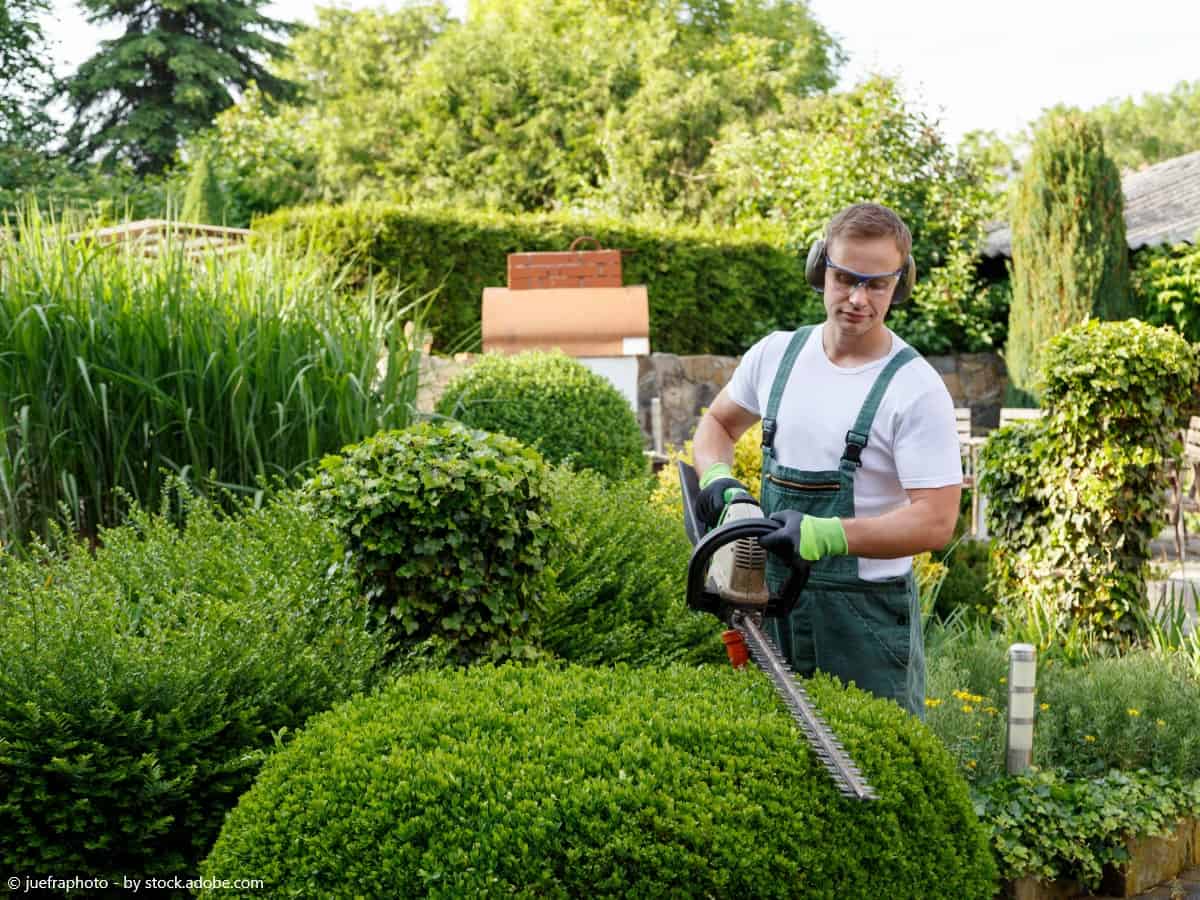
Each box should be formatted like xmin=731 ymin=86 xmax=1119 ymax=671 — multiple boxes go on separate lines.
xmin=1156 ymin=719 xmax=1166 ymax=727
xmin=1084 ymin=734 xmax=1096 ymax=742
xmin=967 ymin=760 xmax=977 ymax=769
xmin=984 ymin=706 xmax=999 ymax=715
xmin=999 ymin=676 xmax=1007 ymax=685
xmin=925 ymin=697 xmax=943 ymax=708
xmin=1040 ymin=703 xmax=1049 ymax=712
xmin=1127 ymin=708 xmax=1140 ymax=717
xmin=962 ymin=704 xmax=974 ymax=714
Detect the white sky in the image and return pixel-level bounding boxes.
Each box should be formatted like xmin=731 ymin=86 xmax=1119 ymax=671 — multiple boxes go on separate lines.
xmin=42 ymin=0 xmax=1200 ymax=146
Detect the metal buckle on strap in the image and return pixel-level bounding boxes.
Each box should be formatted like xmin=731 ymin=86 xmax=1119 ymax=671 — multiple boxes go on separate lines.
xmin=762 ymin=418 xmax=777 ymax=450
xmin=841 ymin=429 xmax=868 ymax=467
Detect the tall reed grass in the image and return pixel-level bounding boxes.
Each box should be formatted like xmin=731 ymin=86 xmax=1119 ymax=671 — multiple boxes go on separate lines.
xmin=0 ymin=209 xmax=424 ymax=546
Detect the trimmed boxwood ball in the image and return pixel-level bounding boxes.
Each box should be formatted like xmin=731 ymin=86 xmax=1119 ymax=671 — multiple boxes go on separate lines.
xmin=305 ymin=422 xmax=557 ymax=665
xmin=435 ymin=350 xmax=646 ymax=480
xmin=202 ymin=665 xmax=998 ymax=899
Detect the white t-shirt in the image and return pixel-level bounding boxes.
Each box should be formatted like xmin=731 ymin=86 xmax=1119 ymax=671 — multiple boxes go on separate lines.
xmin=725 ymin=323 xmax=962 ymax=581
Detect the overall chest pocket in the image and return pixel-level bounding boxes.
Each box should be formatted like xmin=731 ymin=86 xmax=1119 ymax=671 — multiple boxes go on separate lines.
xmin=765 ymin=473 xmax=841 ymax=493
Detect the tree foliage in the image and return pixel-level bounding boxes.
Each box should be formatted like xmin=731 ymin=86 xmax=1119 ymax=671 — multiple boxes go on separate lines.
xmin=196 ymin=0 xmax=840 ymax=220
xmin=0 ymin=0 xmax=57 ymax=193
xmin=62 ymin=0 xmax=299 ymax=174
xmin=1005 ymin=114 xmax=1132 ymax=398
xmin=703 ymin=76 xmax=1006 ymax=352
xmin=1039 ymin=80 xmax=1200 ymax=172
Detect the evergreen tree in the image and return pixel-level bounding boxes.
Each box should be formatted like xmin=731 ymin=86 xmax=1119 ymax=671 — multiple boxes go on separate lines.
xmin=1005 ymin=114 xmax=1132 ymax=400
xmin=62 ymin=0 xmax=298 ymax=174
xmin=181 ymin=150 xmax=224 ymax=224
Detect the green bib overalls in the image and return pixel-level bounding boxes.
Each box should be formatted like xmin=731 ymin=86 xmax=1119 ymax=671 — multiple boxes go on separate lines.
xmin=760 ymin=325 xmax=926 ymax=719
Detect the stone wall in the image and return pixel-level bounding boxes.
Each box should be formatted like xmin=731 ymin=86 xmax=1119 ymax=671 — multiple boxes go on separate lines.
xmin=415 ymin=351 xmax=1008 ymax=448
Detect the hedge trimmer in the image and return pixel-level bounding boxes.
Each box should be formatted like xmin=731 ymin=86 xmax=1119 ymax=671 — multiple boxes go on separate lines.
xmin=678 ymin=461 xmax=877 ymax=801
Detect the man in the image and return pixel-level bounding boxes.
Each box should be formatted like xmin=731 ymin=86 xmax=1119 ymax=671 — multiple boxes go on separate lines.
xmin=691 ymin=202 xmax=961 ymax=717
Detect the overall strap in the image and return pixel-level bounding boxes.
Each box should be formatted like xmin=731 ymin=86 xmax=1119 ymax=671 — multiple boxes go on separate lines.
xmin=840 ymin=345 xmax=920 ymax=473
xmin=762 ymin=326 xmax=817 ymax=455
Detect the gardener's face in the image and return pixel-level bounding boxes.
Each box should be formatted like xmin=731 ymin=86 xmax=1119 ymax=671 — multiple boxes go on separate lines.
xmin=822 ymin=234 xmax=906 ymax=338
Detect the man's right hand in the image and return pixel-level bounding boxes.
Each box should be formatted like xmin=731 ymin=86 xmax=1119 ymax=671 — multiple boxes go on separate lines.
xmin=695 ymin=463 xmax=751 ymax=528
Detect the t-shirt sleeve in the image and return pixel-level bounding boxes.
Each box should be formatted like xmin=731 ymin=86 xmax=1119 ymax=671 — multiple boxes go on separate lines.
xmin=893 ymin=378 xmax=963 ymax=490
xmin=724 ymin=332 xmax=776 ymax=416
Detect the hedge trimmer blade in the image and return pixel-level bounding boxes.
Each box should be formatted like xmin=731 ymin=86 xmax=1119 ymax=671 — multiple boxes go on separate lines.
xmin=733 ymin=611 xmax=877 ymax=802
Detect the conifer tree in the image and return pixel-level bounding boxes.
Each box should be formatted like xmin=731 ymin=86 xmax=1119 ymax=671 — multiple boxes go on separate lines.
xmin=181 ymin=151 xmax=225 ymax=224
xmin=1006 ymin=114 xmax=1132 ymax=399
xmin=62 ymin=0 xmax=297 ymax=174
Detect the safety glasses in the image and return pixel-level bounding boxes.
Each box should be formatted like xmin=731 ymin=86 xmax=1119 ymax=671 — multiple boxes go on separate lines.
xmin=825 ymin=255 xmax=904 ymax=297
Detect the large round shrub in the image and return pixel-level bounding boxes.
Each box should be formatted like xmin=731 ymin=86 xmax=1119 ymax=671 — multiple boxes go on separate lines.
xmin=304 ymin=422 xmax=557 ymax=664
xmin=435 ymin=350 xmax=646 ymax=480
xmin=203 ymin=665 xmax=998 ymax=899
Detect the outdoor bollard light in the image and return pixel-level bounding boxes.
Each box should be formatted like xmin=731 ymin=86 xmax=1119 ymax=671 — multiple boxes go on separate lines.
xmin=651 ymin=397 xmax=664 ymax=455
xmin=1006 ymin=643 xmax=1037 ymax=774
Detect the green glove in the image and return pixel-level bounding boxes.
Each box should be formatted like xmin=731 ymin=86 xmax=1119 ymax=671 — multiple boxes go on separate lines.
xmin=696 ymin=462 xmax=751 ymax=527
xmin=799 ymin=515 xmax=848 ymax=561
xmin=759 ymin=511 xmax=848 ymax=562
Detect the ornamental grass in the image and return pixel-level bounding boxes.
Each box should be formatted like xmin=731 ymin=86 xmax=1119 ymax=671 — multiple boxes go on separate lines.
xmin=0 ymin=208 xmax=424 ymax=545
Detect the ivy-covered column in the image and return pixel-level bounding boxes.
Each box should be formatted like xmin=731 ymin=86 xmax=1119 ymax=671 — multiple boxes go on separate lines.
xmin=979 ymin=319 xmax=1199 ymax=643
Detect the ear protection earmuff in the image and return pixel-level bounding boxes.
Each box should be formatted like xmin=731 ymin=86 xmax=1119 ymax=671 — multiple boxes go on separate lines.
xmin=805 ymin=239 xmax=917 ymax=305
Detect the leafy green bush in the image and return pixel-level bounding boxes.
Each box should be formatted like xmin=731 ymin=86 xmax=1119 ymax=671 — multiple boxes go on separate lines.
xmin=543 ymin=466 xmax=723 ymax=666
xmin=979 ymin=319 xmax=1199 ymax=641
xmin=0 ymin=486 xmax=385 ymax=878
xmin=0 ymin=209 xmax=422 ymax=547
xmin=304 ymin=423 xmax=557 ymax=665
xmin=254 ymin=201 xmax=819 ymax=355
xmin=975 ymin=768 xmax=1200 ymax=889
xmin=436 ymin=351 xmax=646 ymax=481
xmin=202 ymin=664 xmax=998 ymax=899
xmin=1133 ymin=238 xmax=1200 ymax=341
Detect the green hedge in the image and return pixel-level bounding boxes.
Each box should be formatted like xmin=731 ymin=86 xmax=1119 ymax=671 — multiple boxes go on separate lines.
xmin=253 ymin=203 xmax=820 ymax=356
xmin=0 ymin=486 xmax=385 ymax=879
xmin=203 ymin=664 xmax=998 ymax=899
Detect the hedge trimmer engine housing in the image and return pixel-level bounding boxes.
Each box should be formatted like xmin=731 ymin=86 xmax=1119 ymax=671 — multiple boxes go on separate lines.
xmin=678 ymin=461 xmax=877 ymax=801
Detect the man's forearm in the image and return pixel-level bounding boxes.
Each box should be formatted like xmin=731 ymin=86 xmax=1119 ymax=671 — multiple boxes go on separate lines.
xmin=692 ymin=412 xmax=737 ymax=476
xmin=841 ymin=494 xmax=960 ymax=559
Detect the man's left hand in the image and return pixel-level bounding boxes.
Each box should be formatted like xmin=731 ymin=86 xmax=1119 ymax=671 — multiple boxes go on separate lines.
xmin=759 ymin=511 xmax=848 ymax=562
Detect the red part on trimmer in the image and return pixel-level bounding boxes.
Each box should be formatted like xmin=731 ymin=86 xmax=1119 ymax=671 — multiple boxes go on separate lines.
xmin=722 ymin=629 xmax=749 ymax=669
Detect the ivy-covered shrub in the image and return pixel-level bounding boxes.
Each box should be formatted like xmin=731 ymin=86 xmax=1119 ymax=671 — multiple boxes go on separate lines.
xmin=202 ymin=665 xmax=998 ymax=899
xmin=975 ymin=768 xmax=1200 ymax=890
xmin=436 ymin=351 xmax=646 ymax=481
xmin=254 ymin=202 xmax=818 ymax=356
xmin=979 ymin=319 xmax=1199 ymax=640
xmin=0 ymin=487 xmax=385 ymax=879
xmin=543 ymin=466 xmax=723 ymax=666
xmin=1133 ymin=238 xmax=1200 ymax=341
xmin=304 ymin=423 xmax=557 ymax=665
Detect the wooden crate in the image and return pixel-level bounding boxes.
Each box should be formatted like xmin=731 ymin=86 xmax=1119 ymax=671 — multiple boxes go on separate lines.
xmin=507 ymin=236 xmax=622 ymax=290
